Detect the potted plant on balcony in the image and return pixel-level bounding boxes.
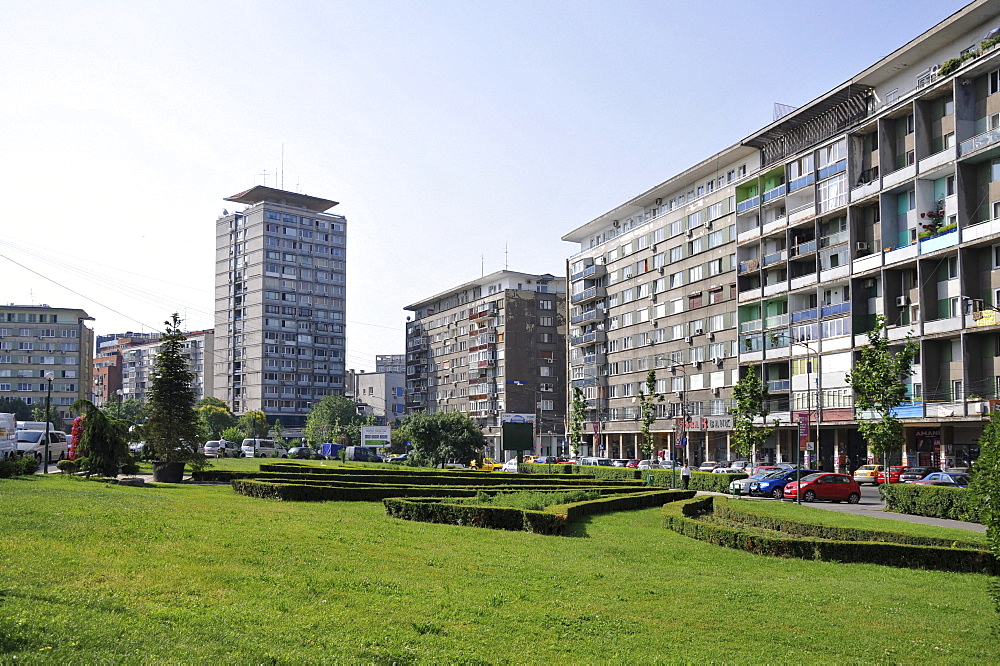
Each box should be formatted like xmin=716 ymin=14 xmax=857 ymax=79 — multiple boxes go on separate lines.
xmin=918 ymin=200 xmax=947 ymax=238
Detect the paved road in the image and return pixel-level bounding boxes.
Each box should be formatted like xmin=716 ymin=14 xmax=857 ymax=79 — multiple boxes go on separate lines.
xmin=729 ymin=483 xmax=985 ymax=533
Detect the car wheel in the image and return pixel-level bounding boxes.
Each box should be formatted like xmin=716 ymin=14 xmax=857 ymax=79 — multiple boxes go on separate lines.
xmin=771 ymin=487 xmax=784 ymax=500
xmin=803 ymin=490 xmax=817 ymax=502
xmin=847 ymin=493 xmax=860 ymax=504
xmin=281 ymin=454 xmax=288 ymax=458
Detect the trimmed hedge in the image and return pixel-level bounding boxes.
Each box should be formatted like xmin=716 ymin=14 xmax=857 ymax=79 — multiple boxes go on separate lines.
xmin=713 ymin=498 xmax=983 ymax=549
xmin=879 ymin=483 xmax=981 ymax=523
xmin=520 ymin=463 xmax=745 ymax=493
xmin=663 ymin=497 xmax=996 ymax=574
xmin=383 ymin=498 xmax=567 ymax=535
xmin=551 ymin=489 xmax=695 ymax=520
xmin=232 ymin=479 xmax=632 ymax=502
xmin=199 ymin=468 xmax=643 ymax=488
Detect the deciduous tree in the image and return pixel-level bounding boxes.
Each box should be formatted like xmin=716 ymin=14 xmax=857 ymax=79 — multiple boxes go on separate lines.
xmin=972 ymin=411 xmax=1000 ymax=618
xmin=401 ymin=411 xmax=485 ymax=468
xmin=732 ymin=365 xmax=775 ymax=459
xmin=304 ymin=395 xmax=362 ymax=444
xmin=638 ymin=370 xmax=663 ymax=460
xmin=569 ymin=386 xmax=587 ymax=458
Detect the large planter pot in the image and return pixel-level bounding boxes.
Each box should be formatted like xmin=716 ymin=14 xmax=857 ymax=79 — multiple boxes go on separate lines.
xmin=151 ymin=461 xmax=185 ymax=483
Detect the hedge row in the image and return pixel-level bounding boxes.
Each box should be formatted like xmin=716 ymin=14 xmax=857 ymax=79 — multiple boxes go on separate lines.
xmin=713 ymin=498 xmax=984 ymax=549
xmin=519 ymin=464 xmax=746 ymax=493
xmin=663 ymin=497 xmax=996 ymax=574
xmin=383 ymin=498 xmax=567 ymax=535
xmin=232 ymin=479 xmax=629 ymax=502
xmin=199 ymin=468 xmax=642 ymax=488
xmin=879 ymin=484 xmax=981 ymax=523
xmin=550 ymin=489 xmax=696 ymax=520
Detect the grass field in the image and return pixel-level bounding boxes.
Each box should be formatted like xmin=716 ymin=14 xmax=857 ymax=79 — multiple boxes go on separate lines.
xmin=1 ymin=474 xmax=995 ymax=662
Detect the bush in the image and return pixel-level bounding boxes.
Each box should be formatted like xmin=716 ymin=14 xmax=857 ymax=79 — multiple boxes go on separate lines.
xmin=120 ymin=463 xmax=141 ymax=476
xmin=880 ymin=483 xmax=981 ymax=523
xmin=0 ymin=456 xmax=36 ymax=479
xmin=56 ymin=459 xmax=78 ymax=475
xmin=455 ymin=489 xmax=600 ymax=510
xmin=383 ymin=498 xmax=567 ymax=535
xmin=552 ymin=489 xmax=696 ymax=521
xmin=662 ymin=497 xmax=996 ymax=574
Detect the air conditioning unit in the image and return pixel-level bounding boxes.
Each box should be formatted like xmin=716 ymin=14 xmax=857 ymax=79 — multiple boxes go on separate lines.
xmin=856 ymin=242 xmax=869 ymax=252
xmin=707 ymin=332 xmax=715 ymax=341
xmin=715 ymin=358 xmax=724 ymax=367
xmin=693 ymin=360 xmax=702 ymax=369
xmin=545 ymin=358 xmax=553 ymax=363
xmin=895 ymin=295 xmax=909 ymax=307
xmin=693 ymin=327 xmax=704 ymax=336
xmin=658 ymin=267 xmax=665 ymax=275
xmin=655 ymin=198 xmax=662 ymax=206
xmin=712 ymin=387 xmax=721 ymax=397
xmin=612 ymin=220 xmax=620 ymax=228
xmin=705 ymin=220 xmax=713 ymax=230
xmin=686 ymin=229 xmax=694 ymax=238
xmin=684 ymin=335 xmax=693 ymax=343
xmin=651 ymin=294 xmax=657 ymax=303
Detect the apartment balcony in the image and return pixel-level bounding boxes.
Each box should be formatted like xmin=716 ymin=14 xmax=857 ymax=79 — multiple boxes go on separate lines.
xmin=762 ymin=217 xmax=787 ymax=235
xmin=738 ymin=258 xmax=761 ymax=274
xmin=763 ymin=282 xmax=786 ymax=298
xmin=919 ymin=228 xmax=958 ymax=255
xmin=963 ymin=218 xmax=1000 ymax=243
xmin=923 ymin=316 xmax=962 ymax=335
xmin=469 ymin=306 xmax=498 ymax=320
xmin=764 ymin=313 xmax=789 ymax=329
xmin=853 ymin=253 xmax=883 ymax=273
xmin=788 ymin=239 xmax=817 ymax=258
xmin=919 ymin=146 xmax=956 ymax=173
xmin=738 ymin=286 xmax=762 ymax=304
xmin=736 ymin=195 xmax=760 ymax=214
xmin=571 ymin=286 xmax=606 ymax=305
xmin=767 ymin=379 xmax=791 ymax=392
xmin=884 ymin=243 xmax=918 ymax=266
xmin=788 ymin=203 xmax=816 ymax=224
xmin=881 ymin=163 xmax=916 ymax=190
xmin=570 ymin=330 xmax=606 ymax=347
xmin=817 ymin=160 xmax=846 ymax=181
xmin=585 ymin=398 xmax=608 ymax=410
xmin=851 ymin=178 xmax=881 ymax=202
xmin=761 ymin=183 xmax=786 ymax=204
xmin=406 ymin=337 xmax=429 ymax=351
xmin=570 ymin=264 xmax=606 ymax=282
xmin=571 ymin=307 xmax=606 ymax=325
xmin=582 ymin=352 xmax=606 ymax=366
xmin=787 ymin=173 xmax=815 ymax=192
xmin=790 ymin=308 xmax=818 ymax=323
xmin=571 ymin=377 xmax=599 ymax=388
xmin=959 ymin=126 xmax=1000 ymax=158
xmin=820 ymin=302 xmax=850 ymax=317
xmin=739 ymin=319 xmax=763 ymax=334
xmin=761 ymin=250 xmax=787 ymax=267
xmin=819 ymin=231 xmax=849 ymax=249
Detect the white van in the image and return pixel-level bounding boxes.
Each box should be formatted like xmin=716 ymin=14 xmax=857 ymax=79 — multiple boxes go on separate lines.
xmin=579 ymin=457 xmax=613 ymax=466
xmin=0 ymin=413 xmax=16 ymax=459
xmin=16 ymin=430 xmax=69 ymax=463
xmin=17 ymin=421 xmax=55 ymax=432
xmin=240 ymin=439 xmax=288 ymax=458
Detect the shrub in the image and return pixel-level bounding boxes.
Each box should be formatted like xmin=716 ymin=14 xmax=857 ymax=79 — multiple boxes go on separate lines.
xmin=120 ymin=463 xmax=141 ymax=477
xmin=383 ymin=498 xmax=566 ymax=535
xmin=879 ymin=483 xmax=981 ymax=523
xmin=56 ymin=459 xmax=78 ymax=475
xmin=662 ymin=497 xmax=996 ymax=574
xmin=455 ymin=489 xmax=600 ymax=510
xmin=0 ymin=456 xmax=40 ymax=479
xmin=551 ymin=489 xmax=696 ymax=521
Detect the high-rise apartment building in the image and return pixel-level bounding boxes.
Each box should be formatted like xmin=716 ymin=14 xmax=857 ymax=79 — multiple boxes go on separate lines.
xmin=214 ymin=186 xmax=347 ymax=428
xmin=563 ymin=0 xmax=1000 ymax=470
xmin=404 ymin=271 xmax=567 ymax=458
xmin=0 ymin=304 xmax=94 ymax=422
xmin=93 ymin=333 xmax=162 ymax=407
xmin=118 ymin=330 xmax=214 ymax=404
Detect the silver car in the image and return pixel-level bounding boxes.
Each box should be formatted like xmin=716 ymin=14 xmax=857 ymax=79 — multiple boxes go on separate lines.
xmin=729 ymin=472 xmax=769 ymax=494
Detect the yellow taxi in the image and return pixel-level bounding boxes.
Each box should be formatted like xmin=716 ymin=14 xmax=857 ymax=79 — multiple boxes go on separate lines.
xmin=852 ymin=464 xmax=883 ymax=485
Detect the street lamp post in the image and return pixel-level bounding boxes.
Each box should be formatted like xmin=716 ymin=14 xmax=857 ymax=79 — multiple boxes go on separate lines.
xmin=115 ymin=389 xmax=124 ymax=420
xmin=44 ymin=373 xmax=53 ymax=473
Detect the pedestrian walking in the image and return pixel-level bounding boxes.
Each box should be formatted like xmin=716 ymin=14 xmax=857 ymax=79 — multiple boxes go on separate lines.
xmin=681 ymin=461 xmax=691 ymax=490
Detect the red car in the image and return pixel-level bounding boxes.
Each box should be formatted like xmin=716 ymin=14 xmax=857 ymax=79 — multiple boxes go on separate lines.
xmin=625 ymin=459 xmax=642 ymax=469
xmin=783 ymin=472 xmax=861 ymax=504
xmin=875 ymin=466 xmax=907 ymax=484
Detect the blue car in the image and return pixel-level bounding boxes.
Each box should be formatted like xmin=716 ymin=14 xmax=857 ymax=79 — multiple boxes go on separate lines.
xmin=750 ymin=469 xmax=823 ymax=499
xmin=912 ymin=472 xmax=971 ymax=488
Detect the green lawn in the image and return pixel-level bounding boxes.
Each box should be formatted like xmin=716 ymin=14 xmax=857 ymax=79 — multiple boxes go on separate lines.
xmin=0 ymin=475 xmax=994 ymax=662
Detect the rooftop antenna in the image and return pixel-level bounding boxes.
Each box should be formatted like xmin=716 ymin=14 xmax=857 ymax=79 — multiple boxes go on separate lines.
xmin=281 ymin=144 xmax=285 ymax=190
xmin=259 ymin=170 xmax=268 ymax=186
xmin=481 ymin=254 xmax=484 ymax=277
xmin=504 ymin=242 xmax=509 ymax=270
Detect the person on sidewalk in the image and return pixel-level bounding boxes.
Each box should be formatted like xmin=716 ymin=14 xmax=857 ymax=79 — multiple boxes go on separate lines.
xmin=681 ymin=461 xmax=691 ymax=489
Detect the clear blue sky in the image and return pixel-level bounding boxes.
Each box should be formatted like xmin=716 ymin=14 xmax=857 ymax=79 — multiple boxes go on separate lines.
xmin=0 ymin=0 xmax=972 ymax=370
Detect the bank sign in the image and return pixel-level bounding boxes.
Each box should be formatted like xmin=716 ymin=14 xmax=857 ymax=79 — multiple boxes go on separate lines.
xmin=361 ymin=425 xmax=391 ymax=447
xmin=672 ymin=416 xmax=733 ymax=432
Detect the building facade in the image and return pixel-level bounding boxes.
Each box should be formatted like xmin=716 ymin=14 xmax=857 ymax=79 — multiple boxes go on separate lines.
xmin=404 ymin=271 xmax=567 ymax=458
xmin=565 ymin=0 xmax=1000 ymax=470
xmin=0 ymin=304 xmax=94 ymax=422
xmin=93 ymin=332 xmax=163 ymax=407
xmin=118 ymin=330 xmax=214 ymax=404
xmin=348 ymin=367 xmax=406 ymax=426
xmin=213 ymin=186 xmax=347 ymax=428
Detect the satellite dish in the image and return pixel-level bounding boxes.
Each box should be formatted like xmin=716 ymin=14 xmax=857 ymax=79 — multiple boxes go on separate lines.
xmin=222 ymin=208 xmax=229 ymax=215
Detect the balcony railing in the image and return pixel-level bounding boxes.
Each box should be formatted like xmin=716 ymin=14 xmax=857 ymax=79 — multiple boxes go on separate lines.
xmin=570 ymin=264 xmax=607 ymax=282
xmin=764 ymin=313 xmax=789 ymax=329
xmin=959 ymin=126 xmax=1000 ymax=157
xmin=790 ymin=308 xmax=818 ymax=323
xmin=570 ymin=330 xmax=606 ymax=347
xmin=789 ymin=239 xmax=817 ymax=257
xmin=767 ymin=379 xmax=791 ymax=392
xmin=817 ymin=160 xmax=847 ymax=181
xmin=571 ymin=307 xmax=605 ymax=325
xmin=788 ymin=173 xmax=815 ymax=192
xmin=762 ymin=250 xmax=787 ymax=266
xmin=740 ymin=319 xmax=763 ymax=333
xmin=821 ymin=302 xmax=851 ymax=317
xmin=736 ymin=195 xmax=760 ymax=214
xmin=571 ymin=286 xmax=606 ymax=305
xmin=739 ymin=258 xmax=760 ymax=273
xmin=819 ymin=230 xmax=849 ymax=248
xmin=762 ymin=184 xmax=787 ymax=203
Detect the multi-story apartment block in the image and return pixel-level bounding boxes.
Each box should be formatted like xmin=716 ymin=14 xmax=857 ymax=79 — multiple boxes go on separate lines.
xmin=0 ymin=304 xmax=94 ymax=421
xmin=566 ymin=0 xmax=1000 ymax=471
xmin=93 ymin=333 xmax=163 ymax=407
xmin=375 ymin=354 xmax=405 ymax=374
xmin=404 ymin=271 xmax=567 ymax=458
xmin=348 ymin=366 xmax=406 ymax=426
xmin=214 ymin=186 xmax=347 ymax=428
xmin=563 ymin=151 xmax=747 ymax=464
xmin=119 ymin=330 xmax=214 ymax=404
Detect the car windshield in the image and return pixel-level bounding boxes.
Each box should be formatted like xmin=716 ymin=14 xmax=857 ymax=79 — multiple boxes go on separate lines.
xmin=764 ymin=471 xmax=788 ymax=479
xmin=951 ymin=475 xmax=970 ymax=484
xmin=16 ymin=431 xmax=43 ymax=443
xmin=858 ymin=465 xmax=877 ymax=471
xmin=799 ymin=473 xmax=823 ymax=482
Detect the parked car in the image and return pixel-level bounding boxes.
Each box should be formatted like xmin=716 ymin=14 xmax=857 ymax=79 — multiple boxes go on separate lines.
xmin=15 ymin=429 xmax=69 ymax=463
xmin=749 ymin=469 xmax=822 ymax=499
xmin=751 ymin=466 xmax=783 ymax=476
xmin=287 ymin=446 xmax=318 ymax=459
xmin=875 ymin=466 xmax=907 ymax=484
xmin=731 ymin=461 xmax=751 ymax=471
xmin=533 ymin=456 xmax=560 ymax=464
xmin=580 ymin=457 xmax=614 ymax=466
xmin=203 ymin=440 xmax=236 ymax=458
xmin=912 ymin=472 xmax=971 ymax=487
xmin=501 ymin=458 xmax=520 ymax=473
xmin=386 ymin=453 xmax=409 ymax=464
xmin=730 ymin=472 xmax=771 ymax=495
xmin=712 ymin=467 xmax=742 ymax=474
xmin=625 ymin=459 xmax=642 ymax=468
xmin=698 ymin=461 xmax=722 ymax=472
xmin=852 ymin=464 xmax=883 ymax=485
xmin=783 ymin=473 xmax=861 ymax=503
xmin=612 ymin=459 xmax=630 ymax=467
xmin=240 ymin=439 xmax=289 ymax=458
xmin=900 ymin=466 xmax=942 ymax=483
xmin=637 ymin=460 xmax=660 ymax=470
xmin=469 ymin=457 xmax=503 ymax=471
